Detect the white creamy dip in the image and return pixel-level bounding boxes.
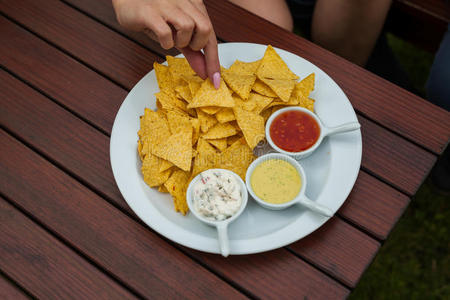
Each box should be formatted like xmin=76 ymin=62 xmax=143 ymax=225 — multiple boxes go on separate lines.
xmin=192 ymin=170 xmax=242 ymax=221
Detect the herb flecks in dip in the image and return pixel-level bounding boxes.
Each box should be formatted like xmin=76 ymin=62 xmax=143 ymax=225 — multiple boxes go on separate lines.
xmin=270 ymin=110 xmax=320 ymax=152
xmin=250 ymin=159 xmax=301 ymax=204
xmin=193 ymin=170 xmax=242 ymax=221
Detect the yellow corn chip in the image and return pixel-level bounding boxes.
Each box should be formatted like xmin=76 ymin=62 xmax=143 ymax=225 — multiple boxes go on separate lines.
xmin=164 ymin=169 xmax=190 ymax=215
xmin=260 ymin=108 xmax=272 ymax=123
xmin=227 ymin=133 xmax=243 ymax=146
xmin=217 ymin=139 xmax=255 ymax=180
xmin=158 ymin=185 xmax=169 ymax=193
xmin=202 ymin=122 xmax=237 ymax=139
xmin=256 ymin=45 xmax=299 ymax=80
xmin=190 ymin=118 xmax=200 ymax=145
xmin=187 ymin=78 xmax=235 ymax=108
xmin=175 ymin=84 xmax=192 ymax=103
xmin=167 ymin=56 xmax=195 ymax=86
xmin=233 ymin=106 xmax=265 ymax=149
xmin=215 ymin=108 xmax=236 ymax=123
xmin=207 ymin=138 xmax=227 ymax=152
xmin=252 ymin=78 xmax=278 ymax=97
xmin=153 ymin=63 xmax=175 ymax=95
xmin=201 ymin=106 xmax=222 ymax=115
xmin=142 ymin=154 xmax=172 ymax=187
xmin=167 ymin=110 xmax=191 ymax=134
xmin=247 ymin=92 xmax=274 ymax=114
xmin=260 ymin=77 xmax=296 ymax=102
xmin=222 ymin=70 xmax=256 ymax=100
xmin=299 ymin=97 xmax=315 ymax=112
xmin=297 ymin=73 xmax=315 ymax=98
xmin=155 ymin=91 xmax=187 ymax=113
xmin=137 ymin=140 xmax=144 ymax=161
xmin=152 ymin=129 xmax=192 ymax=171
xmin=228 ymin=59 xmax=261 ymax=75
xmin=197 ymin=108 xmax=218 ymax=133
xmin=138 ymin=108 xmax=171 ymax=157
xmin=159 ymin=159 xmax=174 ymax=172
xmin=182 ymin=74 xmax=203 ymax=97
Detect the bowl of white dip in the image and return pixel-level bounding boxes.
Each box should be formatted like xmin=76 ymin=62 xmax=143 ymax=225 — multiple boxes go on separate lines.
xmin=186 ymin=169 xmax=248 ymax=257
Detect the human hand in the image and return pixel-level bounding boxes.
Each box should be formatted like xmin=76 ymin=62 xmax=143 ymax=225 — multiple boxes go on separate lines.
xmin=112 ymin=0 xmax=221 ymax=88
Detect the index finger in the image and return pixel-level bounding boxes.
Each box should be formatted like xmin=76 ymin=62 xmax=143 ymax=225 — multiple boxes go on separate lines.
xmin=203 ymin=34 xmax=221 ymax=89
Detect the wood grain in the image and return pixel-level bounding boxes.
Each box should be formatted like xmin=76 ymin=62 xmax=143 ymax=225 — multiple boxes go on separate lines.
xmin=62 ymin=0 xmax=178 ymax=57
xmin=0 ymin=70 xmax=130 ymax=214
xmin=0 ymin=0 xmax=163 ymax=89
xmin=338 ymin=171 xmax=410 ymax=240
xmin=0 ymin=198 xmax=137 ymax=299
xmin=190 ymin=248 xmax=349 ymax=299
xmin=289 ymin=217 xmax=379 ymax=288
xmin=0 ymin=275 xmax=30 ymax=300
xmin=0 ymin=14 xmax=437 ymax=196
xmin=0 ymin=16 xmax=124 ymax=133
xmin=0 ymin=130 xmax=246 ymax=299
xmin=203 ymin=0 xmax=450 ymax=155
xmin=0 ymin=70 xmax=353 ymax=299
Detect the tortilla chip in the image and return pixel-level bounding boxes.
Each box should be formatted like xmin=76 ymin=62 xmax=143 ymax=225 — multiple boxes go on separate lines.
xmin=297 ymin=73 xmax=315 ymax=97
xmin=167 ymin=56 xmax=195 ymax=85
xmin=167 ymin=110 xmax=191 ymax=134
xmin=164 ymin=169 xmax=190 ymax=215
xmin=222 ymin=70 xmax=256 ymax=100
xmin=152 ymin=129 xmax=192 ymax=171
xmin=217 ymin=140 xmax=255 ymax=180
xmin=207 ymin=138 xmax=227 ymax=152
xmin=155 ymin=91 xmax=187 ymax=113
xmin=138 ymin=108 xmax=171 ymax=157
xmin=202 ymin=122 xmax=238 ymax=139
xmin=260 ymin=108 xmax=272 ymax=123
xmin=215 ymin=108 xmax=236 ymax=123
xmin=190 ymin=118 xmax=200 ymax=145
xmin=159 ymin=159 xmax=174 ymax=172
xmin=247 ymin=92 xmax=274 ymax=114
xmin=252 ymin=78 xmax=278 ymax=97
xmin=197 ymin=108 xmax=218 ymax=133
xmin=201 ymin=106 xmax=222 ymax=115
xmin=228 ymin=59 xmax=261 ymax=75
xmin=260 ymin=77 xmax=296 ymax=102
xmin=158 ymin=185 xmax=169 ymax=193
xmin=256 ymin=45 xmax=299 ymax=80
xmin=299 ymin=97 xmax=315 ymax=112
xmin=175 ymin=84 xmax=192 ymax=103
xmin=142 ymin=154 xmax=172 ymax=187
xmin=182 ymin=74 xmax=203 ymax=97
xmin=227 ymin=133 xmax=243 ymax=145
xmin=187 ymin=78 xmax=235 ymax=108
xmin=233 ymin=106 xmax=265 ymax=149
xmin=153 ymin=63 xmax=175 ymax=95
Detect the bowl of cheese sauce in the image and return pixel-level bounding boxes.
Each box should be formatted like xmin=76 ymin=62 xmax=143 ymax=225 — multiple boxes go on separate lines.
xmin=246 ymin=153 xmax=333 ymax=217
xmin=187 ymin=169 xmax=248 ymax=257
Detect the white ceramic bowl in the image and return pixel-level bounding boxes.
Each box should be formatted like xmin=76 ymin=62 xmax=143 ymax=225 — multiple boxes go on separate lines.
xmin=245 ymin=153 xmax=333 ymax=217
xmin=266 ymin=106 xmax=360 ymax=160
xmin=186 ymin=169 xmax=248 ymax=257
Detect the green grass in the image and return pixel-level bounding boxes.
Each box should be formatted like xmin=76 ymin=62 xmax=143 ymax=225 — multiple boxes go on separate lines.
xmin=349 ymin=35 xmax=449 ymax=299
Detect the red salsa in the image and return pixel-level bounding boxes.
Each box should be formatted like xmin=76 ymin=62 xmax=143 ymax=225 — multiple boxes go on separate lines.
xmin=270 ymin=110 xmax=320 ymax=152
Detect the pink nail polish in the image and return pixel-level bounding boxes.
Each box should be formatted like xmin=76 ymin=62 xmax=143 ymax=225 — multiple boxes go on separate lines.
xmin=213 ymin=72 xmax=221 ymax=89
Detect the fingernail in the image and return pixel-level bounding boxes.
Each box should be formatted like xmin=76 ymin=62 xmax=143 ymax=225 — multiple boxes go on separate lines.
xmin=213 ymin=72 xmax=221 ymax=89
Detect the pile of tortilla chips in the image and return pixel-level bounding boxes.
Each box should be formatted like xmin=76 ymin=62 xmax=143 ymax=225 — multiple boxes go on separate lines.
xmin=138 ymin=45 xmax=316 ymax=215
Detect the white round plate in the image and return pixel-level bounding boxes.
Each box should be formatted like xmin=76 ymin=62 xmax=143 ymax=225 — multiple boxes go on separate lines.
xmin=110 ymin=43 xmax=362 ymax=255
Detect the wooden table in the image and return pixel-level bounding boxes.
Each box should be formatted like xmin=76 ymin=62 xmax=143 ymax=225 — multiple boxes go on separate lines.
xmin=1 ymin=0 xmax=449 ymax=298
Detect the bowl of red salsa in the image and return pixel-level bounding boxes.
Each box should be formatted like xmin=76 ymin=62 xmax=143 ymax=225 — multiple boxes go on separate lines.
xmin=266 ymin=107 xmax=360 ymax=159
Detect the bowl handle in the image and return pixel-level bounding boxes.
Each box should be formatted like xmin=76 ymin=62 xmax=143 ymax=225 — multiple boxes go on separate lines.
xmin=298 ymin=196 xmax=334 ymax=217
xmin=217 ymin=223 xmax=230 ymax=257
xmin=323 ymin=122 xmax=360 ymax=137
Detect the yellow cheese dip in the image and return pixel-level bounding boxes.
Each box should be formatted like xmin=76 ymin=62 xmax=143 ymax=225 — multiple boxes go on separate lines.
xmin=250 ymin=159 xmax=301 ymax=204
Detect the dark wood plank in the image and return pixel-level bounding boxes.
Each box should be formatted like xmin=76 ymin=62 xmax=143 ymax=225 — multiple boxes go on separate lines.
xmin=338 ymin=171 xmax=410 ymax=240
xmin=359 ymin=116 xmax=436 ymax=195
xmin=0 ymin=16 xmax=124 ymax=133
xmin=0 ymin=198 xmax=137 ymax=299
xmin=0 ymin=14 xmax=437 ymax=196
xmin=0 ymin=130 xmax=246 ymax=299
xmin=396 ymin=0 xmax=450 ymax=23
xmin=289 ymin=218 xmax=379 ymax=288
xmin=190 ymin=248 xmax=349 ymax=299
xmin=0 ymin=0 xmax=163 ymax=89
xmin=203 ymin=0 xmax=450 ymax=155
xmin=61 ymin=0 xmax=178 ymax=57
xmin=0 ymin=70 xmax=129 ymax=213
xmin=0 ymin=275 xmax=30 ymax=300
xmin=64 ymin=0 xmax=450 ymax=155
xmin=0 ymin=65 xmax=355 ymax=298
